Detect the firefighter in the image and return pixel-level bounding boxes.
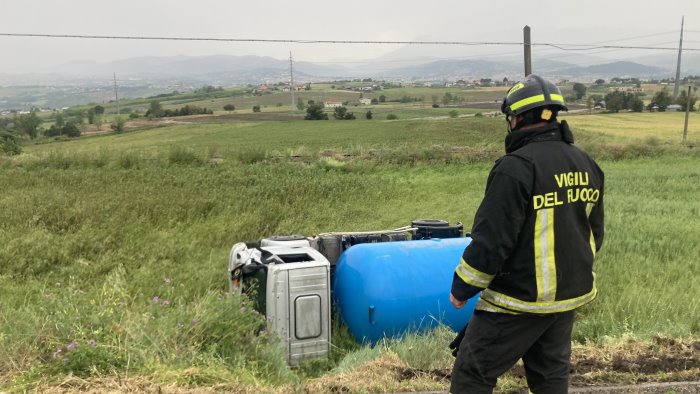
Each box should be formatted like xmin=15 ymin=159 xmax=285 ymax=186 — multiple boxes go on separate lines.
xmin=449 ymin=74 xmax=604 ymax=393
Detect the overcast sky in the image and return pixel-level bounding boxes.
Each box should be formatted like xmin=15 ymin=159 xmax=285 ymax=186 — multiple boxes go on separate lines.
xmin=1 ymin=0 xmax=698 ymax=73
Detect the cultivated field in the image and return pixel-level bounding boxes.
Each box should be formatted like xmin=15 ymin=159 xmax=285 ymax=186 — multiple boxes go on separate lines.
xmin=1 ymin=112 xmax=699 ymax=393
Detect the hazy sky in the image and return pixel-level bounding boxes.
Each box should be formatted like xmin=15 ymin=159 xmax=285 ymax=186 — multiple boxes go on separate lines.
xmin=1 ymin=0 xmax=698 ymax=73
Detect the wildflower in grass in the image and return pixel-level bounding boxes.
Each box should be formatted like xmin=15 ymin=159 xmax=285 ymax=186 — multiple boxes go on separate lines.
xmin=66 ymin=342 xmax=78 ymax=351
xmin=87 ymin=339 xmax=96 ymax=346
xmin=151 ymin=296 xmax=159 ymax=304
xmin=191 ymin=319 xmax=199 ymax=325
xmin=162 ymin=300 xmax=170 ymax=306
xmin=52 ymin=348 xmax=62 ymax=359
xmin=164 ymin=278 xmax=172 ymax=284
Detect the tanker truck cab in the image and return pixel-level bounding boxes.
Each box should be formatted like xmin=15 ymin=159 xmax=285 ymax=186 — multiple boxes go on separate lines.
xmin=228 ymin=243 xmax=331 ymax=366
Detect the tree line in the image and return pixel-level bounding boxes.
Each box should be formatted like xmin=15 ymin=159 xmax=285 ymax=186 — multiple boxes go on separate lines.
xmin=145 ymin=101 xmax=213 ymax=118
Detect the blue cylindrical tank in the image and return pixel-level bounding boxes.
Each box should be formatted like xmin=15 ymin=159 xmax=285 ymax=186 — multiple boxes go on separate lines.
xmin=332 ymin=237 xmax=479 ymax=344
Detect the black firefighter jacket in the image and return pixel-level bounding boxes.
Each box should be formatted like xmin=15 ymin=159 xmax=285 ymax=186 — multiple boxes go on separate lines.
xmin=451 ymin=120 xmax=604 ymax=314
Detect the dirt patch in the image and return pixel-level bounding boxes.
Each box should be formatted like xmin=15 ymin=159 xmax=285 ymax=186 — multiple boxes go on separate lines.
xmin=183 ymin=113 xmax=304 ymax=122
xmin=332 ymin=335 xmax=700 ymax=393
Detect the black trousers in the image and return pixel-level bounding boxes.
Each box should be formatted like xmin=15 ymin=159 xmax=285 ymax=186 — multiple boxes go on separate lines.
xmin=450 ymin=310 xmax=575 ymax=394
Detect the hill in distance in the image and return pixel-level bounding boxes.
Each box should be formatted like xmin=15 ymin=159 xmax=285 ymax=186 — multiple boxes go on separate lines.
xmin=0 ymin=54 xmax=675 ymax=86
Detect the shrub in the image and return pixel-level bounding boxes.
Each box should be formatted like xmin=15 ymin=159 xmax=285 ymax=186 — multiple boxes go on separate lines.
xmin=0 ymin=131 xmax=22 ymax=155
xmin=252 ymin=105 xmax=261 ymax=113
xmin=305 ymin=103 xmax=328 ymax=120
xmin=333 ymin=107 xmax=356 ymax=120
xmin=449 ymin=110 xmax=459 ymax=118
xmin=168 ymin=147 xmax=204 ymax=165
xmin=111 ymin=118 xmax=126 ymax=133
xmin=44 ymin=122 xmax=81 ymax=138
xmin=386 ymin=114 xmax=398 ymax=120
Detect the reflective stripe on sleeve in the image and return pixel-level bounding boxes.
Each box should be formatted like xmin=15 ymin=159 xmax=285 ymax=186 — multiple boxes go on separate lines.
xmin=455 ymin=258 xmax=494 ymax=288
xmin=586 ymin=202 xmax=597 ymax=257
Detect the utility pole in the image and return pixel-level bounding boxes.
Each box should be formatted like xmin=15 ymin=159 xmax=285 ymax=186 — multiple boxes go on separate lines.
xmin=682 ymin=85 xmax=691 ymax=144
xmin=523 ymin=25 xmax=532 ymax=77
xmin=674 ymin=16 xmax=684 ymax=98
xmin=113 ymin=72 xmax=120 ymax=117
xmin=289 ymin=52 xmax=295 ymax=110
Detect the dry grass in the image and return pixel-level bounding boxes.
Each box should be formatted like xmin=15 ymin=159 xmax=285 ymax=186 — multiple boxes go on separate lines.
xmin=22 ymin=375 xmax=293 ymax=394
xmin=569 ymin=335 xmax=700 ymax=387
xmin=9 ymin=334 xmax=698 ymax=393
xmin=304 ymin=351 xmax=447 ymax=393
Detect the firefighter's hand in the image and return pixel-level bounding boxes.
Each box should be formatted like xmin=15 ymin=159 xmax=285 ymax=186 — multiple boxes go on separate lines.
xmin=450 ymin=293 xmax=466 ymax=309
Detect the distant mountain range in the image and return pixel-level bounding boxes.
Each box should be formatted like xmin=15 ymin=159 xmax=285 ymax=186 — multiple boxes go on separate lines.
xmin=0 ymin=53 xmax=682 ymax=87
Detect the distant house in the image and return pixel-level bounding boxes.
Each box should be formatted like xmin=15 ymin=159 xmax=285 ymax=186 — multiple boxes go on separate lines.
xmin=359 ymin=98 xmax=372 ymax=105
xmin=254 ymin=84 xmax=270 ymax=94
xmin=594 ymin=101 xmax=606 ymax=110
xmin=667 ymin=104 xmax=683 ymax=112
xmin=324 ymin=102 xmax=343 ymax=108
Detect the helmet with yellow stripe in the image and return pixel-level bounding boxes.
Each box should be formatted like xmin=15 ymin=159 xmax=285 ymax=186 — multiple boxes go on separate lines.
xmin=501 ymin=74 xmax=567 ymax=116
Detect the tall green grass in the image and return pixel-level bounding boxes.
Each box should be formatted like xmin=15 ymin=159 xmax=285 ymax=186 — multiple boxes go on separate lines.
xmin=1 ymin=115 xmax=699 ymax=390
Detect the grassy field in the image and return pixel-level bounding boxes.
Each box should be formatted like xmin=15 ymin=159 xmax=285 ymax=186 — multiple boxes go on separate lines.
xmin=1 ymin=113 xmax=699 ymax=392
xmin=562 ymin=111 xmax=700 ymax=144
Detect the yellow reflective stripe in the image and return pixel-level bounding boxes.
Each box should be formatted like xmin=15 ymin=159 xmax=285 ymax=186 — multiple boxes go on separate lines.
xmin=507 ymin=82 xmax=525 ymax=97
xmin=509 ymin=93 xmax=566 ymax=112
xmin=509 ymin=94 xmax=545 ymax=111
xmin=534 ymin=208 xmax=557 ymax=302
xmin=480 ymin=285 xmax=597 ymax=314
xmin=586 ymin=203 xmax=596 ymax=257
xmin=550 ymin=93 xmax=565 ymax=104
xmin=455 ymin=258 xmax=494 ymax=288
xmin=475 ymin=298 xmax=519 ymax=315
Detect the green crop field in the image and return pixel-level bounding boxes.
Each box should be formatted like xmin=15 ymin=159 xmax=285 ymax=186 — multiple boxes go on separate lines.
xmin=1 ymin=112 xmax=699 ymax=392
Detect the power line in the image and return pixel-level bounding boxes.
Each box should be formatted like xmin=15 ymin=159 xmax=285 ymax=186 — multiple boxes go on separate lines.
xmin=1 ymin=32 xmax=700 ymax=52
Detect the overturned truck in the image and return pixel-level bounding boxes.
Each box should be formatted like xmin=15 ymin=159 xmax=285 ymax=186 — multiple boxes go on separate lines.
xmin=227 ymin=219 xmax=479 ymax=365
